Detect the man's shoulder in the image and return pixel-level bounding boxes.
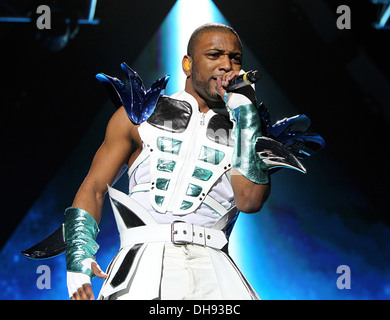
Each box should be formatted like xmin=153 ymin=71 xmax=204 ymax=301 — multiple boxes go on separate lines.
xmin=107 ymin=106 xmax=140 ymax=141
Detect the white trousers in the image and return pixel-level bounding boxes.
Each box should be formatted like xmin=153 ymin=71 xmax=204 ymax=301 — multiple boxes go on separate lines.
xmin=111 ymin=244 xmax=222 ymax=300
xmin=106 ymin=243 xmax=259 ymax=300
xmin=160 ymin=243 xmax=222 ymax=300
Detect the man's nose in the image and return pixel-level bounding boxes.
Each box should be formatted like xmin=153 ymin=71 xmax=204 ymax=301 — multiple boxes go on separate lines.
xmin=219 ymin=54 xmax=232 ymax=72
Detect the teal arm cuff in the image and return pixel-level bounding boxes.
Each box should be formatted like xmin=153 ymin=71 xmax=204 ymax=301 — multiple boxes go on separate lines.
xmin=64 ymin=207 xmax=100 ymax=278
xmin=232 ymin=103 xmax=269 ymax=184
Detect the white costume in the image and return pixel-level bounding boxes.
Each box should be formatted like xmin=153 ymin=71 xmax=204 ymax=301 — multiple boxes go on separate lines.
xmin=23 ymin=65 xmax=315 ymax=300
xmin=98 ymin=91 xmax=259 ymax=300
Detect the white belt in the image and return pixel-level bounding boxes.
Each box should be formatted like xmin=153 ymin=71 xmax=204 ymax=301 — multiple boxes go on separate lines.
xmin=120 ymin=221 xmax=228 ymax=250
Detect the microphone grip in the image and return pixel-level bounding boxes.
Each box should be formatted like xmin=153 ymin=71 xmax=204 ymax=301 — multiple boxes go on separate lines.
xmin=225 ymin=70 xmax=261 ymax=91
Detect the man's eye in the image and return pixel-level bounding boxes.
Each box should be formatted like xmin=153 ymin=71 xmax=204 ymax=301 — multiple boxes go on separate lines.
xmin=232 ymin=56 xmax=242 ymax=64
xmin=207 ymin=53 xmax=220 ymax=59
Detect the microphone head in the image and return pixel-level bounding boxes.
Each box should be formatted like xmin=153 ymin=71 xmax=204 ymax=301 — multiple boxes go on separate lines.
xmin=247 ymin=70 xmax=262 ymax=83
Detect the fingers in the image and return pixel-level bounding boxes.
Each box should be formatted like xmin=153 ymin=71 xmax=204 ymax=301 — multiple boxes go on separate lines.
xmin=216 ymin=71 xmax=239 ymax=102
xmin=83 ymin=283 xmax=95 ymax=300
xmin=67 ymin=261 xmax=108 ymax=300
xmin=216 ymin=77 xmax=230 ymax=101
xmin=91 ymin=261 xmax=108 ymax=279
xmin=70 ymin=283 xmax=94 ymax=300
xmin=221 ymin=71 xmax=237 ymax=88
xmin=218 ymin=70 xmax=257 ymax=107
xmin=68 ymin=263 xmax=107 ymax=300
xmin=215 ymin=77 xmax=225 ymax=96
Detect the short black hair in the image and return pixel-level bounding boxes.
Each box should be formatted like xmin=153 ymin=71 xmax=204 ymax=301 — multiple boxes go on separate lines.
xmin=186 ymin=23 xmax=242 ymax=57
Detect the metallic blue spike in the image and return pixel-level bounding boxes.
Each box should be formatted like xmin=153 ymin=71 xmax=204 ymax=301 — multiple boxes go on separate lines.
xmin=261 ymin=110 xmax=325 ymax=159
xmin=142 ymin=75 xmax=171 ymax=123
xmin=278 ymin=132 xmax=325 ymax=159
xmin=257 ymin=102 xmax=272 ymax=136
xmin=96 ymin=63 xmax=170 ymax=124
xmin=95 ymin=73 xmax=128 ymax=108
xmin=267 ymin=114 xmax=311 ymax=138
xmin=120 ymin=63 xmax=146 ymax=120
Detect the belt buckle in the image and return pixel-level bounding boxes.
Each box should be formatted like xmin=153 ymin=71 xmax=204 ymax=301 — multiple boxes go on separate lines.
xmin=171 ymin=221 xmax=193 ymax=245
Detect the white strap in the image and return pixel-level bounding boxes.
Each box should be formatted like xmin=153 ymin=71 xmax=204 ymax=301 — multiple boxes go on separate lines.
xmin=203 ymin=195 xmax=229 ymax=216
xmin=129 ymin=182 xmax=150 ymax=194
xmin=108 ymin=185 xmax=157 ymax=226
xmin=130 ymin=183 xmax=230 ymax=218
xmin=211 ymin=206 xmax=238 ymax=231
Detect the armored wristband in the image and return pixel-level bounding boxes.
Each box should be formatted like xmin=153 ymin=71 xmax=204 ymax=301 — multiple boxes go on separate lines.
xmin=226 ymin=93 xmax=269 ymax=184
xmin=64 ymin=207 xmax=100 ymax=278
xmin=232 ymin=104 xmax=269 ymax=184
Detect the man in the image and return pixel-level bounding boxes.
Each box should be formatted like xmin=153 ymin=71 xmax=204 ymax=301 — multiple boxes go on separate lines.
xmin=66 ymin=23 xmax=270 ymax=300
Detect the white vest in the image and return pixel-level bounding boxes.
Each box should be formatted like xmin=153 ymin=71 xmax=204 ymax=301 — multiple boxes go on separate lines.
xmin=127 ymin=90 xmax=236 ymax=227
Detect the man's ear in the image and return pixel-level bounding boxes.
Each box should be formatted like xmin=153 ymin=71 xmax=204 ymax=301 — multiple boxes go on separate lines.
xmin=182 ymin=55 xmax=192 ymax=77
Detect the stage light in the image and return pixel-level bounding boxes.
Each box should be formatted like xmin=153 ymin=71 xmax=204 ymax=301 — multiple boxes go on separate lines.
xmin=0 ymin=0 xmax=99 ymax=51
xmin=371 ymin=0 xmax=390 ymax=29
xmin=159 ymin=0 xmax=228 ymax=94
xmin=34 ymin=6 xmax=80 ymax=52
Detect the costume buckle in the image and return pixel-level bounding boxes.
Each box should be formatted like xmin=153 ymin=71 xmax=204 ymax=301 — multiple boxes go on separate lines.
xmin=171 ymin=221 xmax=193 ymax=245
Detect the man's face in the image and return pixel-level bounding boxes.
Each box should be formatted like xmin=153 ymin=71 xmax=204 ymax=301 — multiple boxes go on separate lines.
xmin=190 ymin=31 xmax=243 ymax=104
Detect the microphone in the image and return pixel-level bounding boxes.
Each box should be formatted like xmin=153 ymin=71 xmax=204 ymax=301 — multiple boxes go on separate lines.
xmin=225 ymin=70 xmax=261 ymax=91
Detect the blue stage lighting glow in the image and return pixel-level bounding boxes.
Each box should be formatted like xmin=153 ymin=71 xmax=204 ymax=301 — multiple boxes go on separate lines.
xmin=163 ymin=0 xmax=228 ymax=93
xmin=144 ymin=0 xmax=228 ymax=96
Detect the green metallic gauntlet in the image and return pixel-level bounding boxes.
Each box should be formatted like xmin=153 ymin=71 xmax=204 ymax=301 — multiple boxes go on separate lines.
xmin=226 ymin=93 xmax=269 ymax=184
xmin=64 ymin=207 xmax=100 ymax=278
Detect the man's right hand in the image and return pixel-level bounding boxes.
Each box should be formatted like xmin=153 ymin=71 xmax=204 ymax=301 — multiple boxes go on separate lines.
xmin=68 ymin=261 xmax=108 ymax=300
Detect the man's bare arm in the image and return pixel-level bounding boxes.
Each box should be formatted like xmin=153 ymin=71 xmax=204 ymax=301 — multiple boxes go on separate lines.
xmin=72 ymin=106 xmax=140 ymax=223
xmin=231 ymin=168 xmax=270 ymax=213
xmin=68 ymin=106 xmax=140 ymax=300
